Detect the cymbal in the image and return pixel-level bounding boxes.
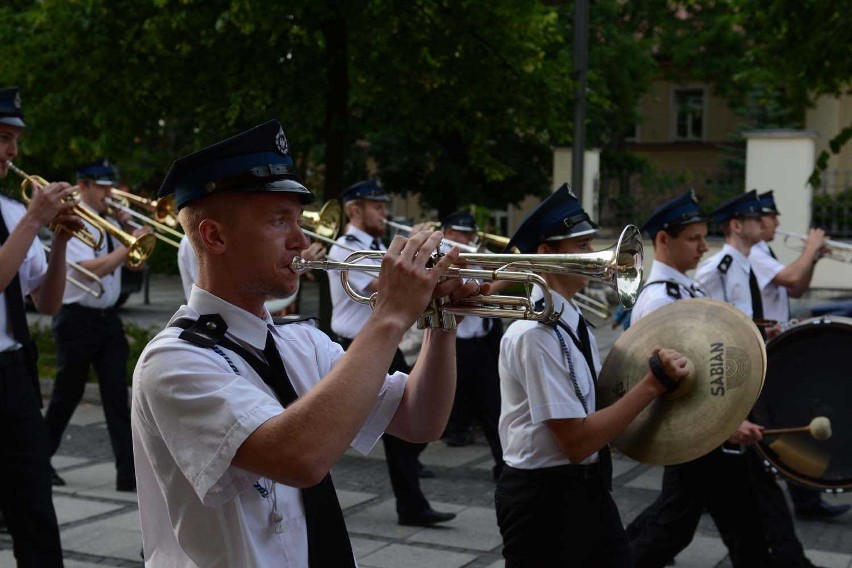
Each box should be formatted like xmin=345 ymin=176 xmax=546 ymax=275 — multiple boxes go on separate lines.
xmin=597 ymin=298 xmax=766 ymax=465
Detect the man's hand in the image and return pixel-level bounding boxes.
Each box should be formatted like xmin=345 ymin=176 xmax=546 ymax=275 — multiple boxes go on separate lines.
xmin=26 ymin=181 xmax=77 ymax=227
xmin=645 ymin=347 xmax=690 ymax=395
xmin=113 ymin=206 xmax=133 ymax=227
xmin=803 ymin=228 xmax=828 ymax=261
xmin=371 ymin=230 xmax=459 ymax=330
xmin=727 ymin=420 xmax=764 ymax=445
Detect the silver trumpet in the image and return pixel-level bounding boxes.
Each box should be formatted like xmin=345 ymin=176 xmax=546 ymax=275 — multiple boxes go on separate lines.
xmin=777 ymin=229 xmax=852 ymax=263
xmin=292 ymin=225 xmax=643 ymax=329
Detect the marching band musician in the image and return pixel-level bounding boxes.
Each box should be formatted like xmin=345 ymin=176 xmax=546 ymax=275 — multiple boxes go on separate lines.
xmin=44 ymin=159 xmax=151 ymax=492
xmin=494 ymin=183 xmax=689 ymax=567
xmin=438 ymin=211 xmax=505 ymax=480
xmin=131 ymin=120 xmax=475 ymax=566
xmin=694 ymin=191 xmax=825 ymax=568
xmin=0 ymin=86 xmax=80 ymax=566
xmin=327 ymin=180 xmax=457 ymax=526
xmin=626 ymin=191 xmax=771 ymax=568
xmin=750 ymin=192 xmax=848 ymax=521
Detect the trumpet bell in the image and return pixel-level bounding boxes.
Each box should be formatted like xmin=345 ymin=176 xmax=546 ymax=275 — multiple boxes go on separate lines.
xmin=302 ymin=199 xmax=342 ymax=241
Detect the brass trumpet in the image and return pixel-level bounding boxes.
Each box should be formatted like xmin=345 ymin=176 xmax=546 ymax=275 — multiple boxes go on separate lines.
xmin=292 ymin=225 xmax=643 ymax=329
xmin=105 ymin=195 xmax=183 ymax=249
xmin=301 ymin=199 xmax=347 ymax=249
xmin=7 ymin=162 xmax=104 ymax=249
xmin=777 ymin=229 xmax=852 ymax=263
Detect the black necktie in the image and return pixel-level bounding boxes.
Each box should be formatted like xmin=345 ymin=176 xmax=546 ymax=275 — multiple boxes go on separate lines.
xmin=99 ymin=213 xmax=114 ymax=253
xmin=262 ymin=332 xmax=355 ymax=568
xmin=748 ymin=269 xmax=764 ymax=320
xmin=768 ymin=246 xmax=778 ymax=260
xmin=0 ymin=212 xmax=32 ymax=346
xmin=370 ymin=238 xmax=381 ymax=251
xmin=576 ymin=316 xmax=612 ymax=489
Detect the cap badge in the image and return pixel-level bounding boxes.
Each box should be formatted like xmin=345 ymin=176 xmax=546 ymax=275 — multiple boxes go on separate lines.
xmin=275 ymin=127 xmax=289 ymax=156
xmin=14 ymin=91 xmax=21 ymax=110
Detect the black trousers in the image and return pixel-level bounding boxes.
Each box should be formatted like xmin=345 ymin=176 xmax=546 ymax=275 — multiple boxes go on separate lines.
xmin=745 ymin=448 xmax=809 ymax=567
xmin=44 ymin=304 xmax=134 ymax=484
xmin=627 ymin=448 xmax=770 ymax=568
xmin=447 ymin=323 xmax=504 ymax=472
xmin=495 ymin=463 xmax=631 ymax=568
xmin=0 ymin=350 xmax=64 ymax=566
xmin=337 ymin=337 xmax=431 ymax=516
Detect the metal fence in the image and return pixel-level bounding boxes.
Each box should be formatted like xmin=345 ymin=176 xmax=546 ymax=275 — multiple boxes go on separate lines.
xmin=812 ymin=169 xmax=852 ymax=238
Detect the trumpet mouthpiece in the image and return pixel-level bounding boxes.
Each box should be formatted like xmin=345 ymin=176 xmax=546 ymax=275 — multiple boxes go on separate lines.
xmin=809 ymin=416 xmax=832 ymax=440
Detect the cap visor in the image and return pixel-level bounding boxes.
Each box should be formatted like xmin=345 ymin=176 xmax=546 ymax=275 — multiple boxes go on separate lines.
xmin=0 ymin=117 xmax=25 ymax=128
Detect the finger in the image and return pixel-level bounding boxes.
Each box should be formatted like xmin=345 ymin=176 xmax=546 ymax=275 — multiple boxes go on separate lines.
xmin=436 ymin=278 xmax=464 ymax=299
xmin=429 ymin=245 xmax=459 ymax=278
xmin=386 ymin=234 xmax=407 ymax=256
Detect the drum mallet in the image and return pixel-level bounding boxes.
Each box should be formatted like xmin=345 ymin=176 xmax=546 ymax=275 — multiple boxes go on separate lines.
xmin=763 ymin=417 xmax=832 ymax=441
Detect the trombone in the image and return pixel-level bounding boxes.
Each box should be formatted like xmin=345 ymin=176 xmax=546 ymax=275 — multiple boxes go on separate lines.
xmin=105 ymin=195 xmax=183 ymax=249
xmin=777 ymin=230 xmax=852 ymax=263
xmin=109 ymin=188 xmax=179 ymax=229
xmin=292 ymin=225 xmax=643 ymax=329
xmin=7 ymin=162 xmax=104 ymax=250
xmin=41 ymin=242 xmax=104 ymax=298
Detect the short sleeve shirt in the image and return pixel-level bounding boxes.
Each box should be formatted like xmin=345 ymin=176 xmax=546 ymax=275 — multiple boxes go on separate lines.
xmin=630 ymin=260 xmax=706 ymax=326
xmin=498 ymin=290 xmax=601 ymax=469
xmin=0 ymin=196 xmax=47 ymax=352
xmin=328 ymin=225 xmax=380 ymax=339
xmin=132 ymin=287 xmax=406 ymax=567
xmin=63 ymin=202 xmax=122 ymax=308
xmin=694 ymin=244 xmax=754 ymax=317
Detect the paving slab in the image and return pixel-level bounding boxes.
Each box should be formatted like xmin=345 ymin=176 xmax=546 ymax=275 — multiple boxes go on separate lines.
xmin=672 ymin=534 xmax=729 ymax=567
xmin=60 ymin=510 xmax=142 ymax=562
xmin=625 ymin=465 xmax=664 ymax=490
xmin=407 ymin=505 xmax=502 ymax=552
xmin=338 ymin=488 xmax=380 ymax=510
xmin=53 ymin=494 xmax=124 ymax=525
xmin=359 ymin=542 xmax=477 ymax=568
xmin=806 ymin=550 xmax=852 ymax=568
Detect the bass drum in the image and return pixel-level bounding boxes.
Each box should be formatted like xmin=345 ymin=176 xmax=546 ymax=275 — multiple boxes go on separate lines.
xmin=752 ymin=316 xmax=852 ymax=492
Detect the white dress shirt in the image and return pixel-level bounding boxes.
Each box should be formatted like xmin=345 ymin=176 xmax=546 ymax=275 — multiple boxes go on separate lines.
xmin=132 ymin=287 xmax=406 ymax=567
xmin=328 ymin=225 xmax=379 ymax=339
xmin=63 ymin=203 xmax=122 ymax=308
xmin=630 ymin=260 xmax=705 ymax=326
xmin=694 ymin=244 xmax=754 ymax=317
xmin=0 ymin=196 xmax=47 ymax=352
xmin=749 ymin=241 xmax=789 ymax=322
xmin=499 ymin=289 xmax=601 ymax=469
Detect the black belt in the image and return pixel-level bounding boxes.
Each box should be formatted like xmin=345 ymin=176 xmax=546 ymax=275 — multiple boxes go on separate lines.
xmin=0 ymin=348 xmax=29 ymax=369
xmin=504 ymin=462 xmax=602 ymax=482
xmin=63 ymin=303 xmax=118 ymax=317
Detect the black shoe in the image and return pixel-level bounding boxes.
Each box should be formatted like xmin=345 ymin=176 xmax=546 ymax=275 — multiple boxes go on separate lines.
xmin=398 ymin=508 xmax=456 ymax=527
xmin=116 ymin=478 xmax=137 ymax=492
xmin=795 ymin=501 xmax=851 ymax=519
xmin=50 ymin=466 xmax=66 ymax=487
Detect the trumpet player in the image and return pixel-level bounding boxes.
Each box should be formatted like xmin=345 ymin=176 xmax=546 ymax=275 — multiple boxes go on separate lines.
xmin=0 ymin=86 xmax=81 ymax=567
xmin=44 ymin=159 xmax=151 ymax=492
xmin=750 ymin=191 xmax=828 ymax=331
xmin=495 ymin=183 xmax=689 ymax=567
xmin=328 ymin=179 xmax=457 ymax=526
xmin=751 ymin=192 xmax=846 ymax=522
xmin=131 ymin=121 xmax=478 ymax=566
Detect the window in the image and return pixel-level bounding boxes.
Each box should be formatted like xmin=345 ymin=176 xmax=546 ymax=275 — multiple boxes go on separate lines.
xmin=674 ymin=88 xmax=704 ymax=140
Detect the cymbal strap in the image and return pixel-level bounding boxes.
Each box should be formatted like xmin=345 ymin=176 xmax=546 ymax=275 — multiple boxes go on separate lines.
xmin=648 ymin=353 xmax=678 ymax=393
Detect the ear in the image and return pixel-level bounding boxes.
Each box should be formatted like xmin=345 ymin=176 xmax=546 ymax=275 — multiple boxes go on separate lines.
xmin=536 ymin=241 xmax=550 ymax=254
xmin=198 ymin=218 xmax=226 ymax=255
xmin=656 ymin=231 xmax=668 ymax=249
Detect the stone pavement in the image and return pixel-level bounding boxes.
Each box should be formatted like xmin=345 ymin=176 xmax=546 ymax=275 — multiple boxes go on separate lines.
xmin=2 ymin=275 xmax=850 ymax=567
